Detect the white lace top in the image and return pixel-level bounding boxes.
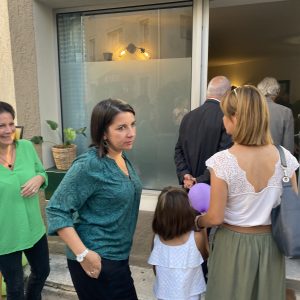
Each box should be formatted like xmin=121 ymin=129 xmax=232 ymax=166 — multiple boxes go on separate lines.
xmin=206 ymin=148 xmax=299 ymax=226
xmin=148 ymin=231 xmax=206 ymax=299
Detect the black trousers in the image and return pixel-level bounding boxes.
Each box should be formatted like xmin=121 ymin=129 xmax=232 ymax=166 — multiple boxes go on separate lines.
xmin=0 ymin=234 xmax=50 ymax=300
xmin=67 ymin=257 xmax=138 ymax=300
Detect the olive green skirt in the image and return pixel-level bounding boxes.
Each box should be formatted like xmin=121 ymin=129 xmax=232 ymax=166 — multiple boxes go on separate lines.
xmin=205 ymin=226 xmax=285 ymax=300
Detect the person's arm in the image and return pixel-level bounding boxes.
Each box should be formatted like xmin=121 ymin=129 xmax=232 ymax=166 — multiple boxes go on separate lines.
xmin=196 ymin=169 xmax=228 ymax=228
xmin=195 ymin=169 xmax=210 ymax=185
xmin=58 ymin=227 xmax=101 ymax=278
xmin=174 ymin=118 xmax=191 ymax=185
xmin=46 ymin=160 xmax=100 ymax=277
xmin=150 ymin=234 xmax=156 ymax=276
xmin=174 ymin=139 xmax=190 ymax=185
xmin=174 ymin=139 xmax=196 ymax=188
xmin=283 ymin=109 xmax=295 ymax=154
xmin=21 ymin=175 xmax=45 ymax=197
xmin=46 ymin=161 xmax=96 ymax=234
xmin=21 ymin=141 xmax=48 ymax=197
xmin=194 ymin=230 xmax=209 ymax=260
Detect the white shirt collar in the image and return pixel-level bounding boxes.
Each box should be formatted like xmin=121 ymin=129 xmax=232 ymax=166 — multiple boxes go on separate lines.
xmin=208 ymin=97 xmax=220 ymax=103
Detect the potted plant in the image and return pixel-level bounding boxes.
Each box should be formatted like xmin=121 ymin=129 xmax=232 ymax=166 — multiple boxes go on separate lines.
xmin=31 ymin=120 xmax=86 ymax=170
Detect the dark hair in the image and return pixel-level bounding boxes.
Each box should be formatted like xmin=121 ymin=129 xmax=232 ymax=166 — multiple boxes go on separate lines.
xmin=152 ymin=187 xmax=195 ymax=240
xmin=90 ymin=98 xmax=135 ymax=156
xmin=0 ymin=101 xmax=15 ymax=119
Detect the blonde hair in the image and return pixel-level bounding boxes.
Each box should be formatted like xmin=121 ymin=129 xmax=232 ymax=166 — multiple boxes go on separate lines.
xmin=221 ymin=85 xmax=273 ymax=145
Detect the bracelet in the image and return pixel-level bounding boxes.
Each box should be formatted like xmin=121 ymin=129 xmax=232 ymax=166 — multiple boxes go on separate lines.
xmin=194 ymin=214 xmax=205 ymax=231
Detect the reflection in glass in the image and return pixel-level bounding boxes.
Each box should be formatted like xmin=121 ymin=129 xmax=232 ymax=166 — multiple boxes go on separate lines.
xmin=58 ymin=5 xmax=192 ymax=189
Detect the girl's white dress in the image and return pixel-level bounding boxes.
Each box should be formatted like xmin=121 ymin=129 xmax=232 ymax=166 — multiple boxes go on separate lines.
xmin=148 ymin=231 xmax=206 ymax=300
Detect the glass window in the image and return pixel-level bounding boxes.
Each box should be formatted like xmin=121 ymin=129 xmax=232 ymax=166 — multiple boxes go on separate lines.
xmin=58 ymin=5 xmax=192 ymax=190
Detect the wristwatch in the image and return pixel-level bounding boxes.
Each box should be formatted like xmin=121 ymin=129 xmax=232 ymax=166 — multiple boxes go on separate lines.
xmin=76 ymin=249 xmax=89 ymax=262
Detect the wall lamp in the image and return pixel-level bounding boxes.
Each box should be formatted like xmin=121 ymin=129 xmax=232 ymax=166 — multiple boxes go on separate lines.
xmin=119 ymin=43 xmax=150 ymax=59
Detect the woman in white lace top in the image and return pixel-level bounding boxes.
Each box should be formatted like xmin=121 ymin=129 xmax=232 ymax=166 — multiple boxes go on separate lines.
xmin=196 ymin=85 xmax=299 ymax=300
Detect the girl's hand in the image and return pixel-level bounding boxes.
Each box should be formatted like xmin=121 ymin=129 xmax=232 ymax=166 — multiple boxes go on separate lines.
xmin=21 ymin=175 xmax=44 ymax=197
xmin=80 ymin=250 xmax=102 ymax=279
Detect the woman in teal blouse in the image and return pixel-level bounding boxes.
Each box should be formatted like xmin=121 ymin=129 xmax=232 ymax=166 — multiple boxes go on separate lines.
xmin=46 ymin=99 xmax=142 ymax=300
xmin=0 ymin=101 xmax=49 ymax=300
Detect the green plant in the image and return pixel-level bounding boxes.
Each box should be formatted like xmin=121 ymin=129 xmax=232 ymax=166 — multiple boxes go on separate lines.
xmin=31 ymin=120 xmax=86 ymax=147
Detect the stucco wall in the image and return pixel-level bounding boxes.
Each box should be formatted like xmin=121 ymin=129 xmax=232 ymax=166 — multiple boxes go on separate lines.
xmin=6 ymin=0 xmax=41 ymax=139
xmin=0 ymin=0 xmax=17 ymax=113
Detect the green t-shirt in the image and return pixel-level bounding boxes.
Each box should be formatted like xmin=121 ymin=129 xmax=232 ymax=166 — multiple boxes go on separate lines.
xmin=0 ymin=139 xmax=48 ymax=255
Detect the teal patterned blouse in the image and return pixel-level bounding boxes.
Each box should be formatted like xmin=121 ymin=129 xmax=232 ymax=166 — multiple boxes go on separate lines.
xmin=46 ymin=147 xmax=142 ymax=261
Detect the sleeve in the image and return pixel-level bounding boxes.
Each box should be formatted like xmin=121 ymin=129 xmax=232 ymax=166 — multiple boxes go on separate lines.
xmin=195 ymin=169 xmax=210 ymax=184
xmin=174 ymin=118 xmax=190 ymax=184
xmin=205 ymin=152 xmax=228 ymax=182
xmin=29 ymin=142 xmax=48 ymax=189
xmin=283 ymin=147 xmax=299 ymax=177
xmin=282 ymin=109 xmax=295 ymax=154
xmin=46 ymin=159 xmax=97 ymax=235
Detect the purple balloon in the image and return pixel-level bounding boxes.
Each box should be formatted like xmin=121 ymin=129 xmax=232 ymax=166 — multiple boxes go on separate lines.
xmin=188 ymin=183 xmax=211 ymax=213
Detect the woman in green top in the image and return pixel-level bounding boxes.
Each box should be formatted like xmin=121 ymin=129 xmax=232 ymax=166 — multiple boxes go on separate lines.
xmin=46 ymin=99 xmax=142 ymax=300
xmin=0 ymin=101 xmax=50 ymax=300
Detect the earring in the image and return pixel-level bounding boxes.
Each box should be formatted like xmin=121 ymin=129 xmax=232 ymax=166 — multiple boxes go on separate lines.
xmin=103 ymin=139 xmax=108 ymax=148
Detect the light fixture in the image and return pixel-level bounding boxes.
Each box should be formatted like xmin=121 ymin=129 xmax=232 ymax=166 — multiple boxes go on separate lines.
xmin=119 ymin=43 xmax=150 ymax=59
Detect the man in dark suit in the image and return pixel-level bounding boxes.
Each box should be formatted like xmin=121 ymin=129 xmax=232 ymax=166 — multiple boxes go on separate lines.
xmin=174 ymin=76 xmax=232 ymax=189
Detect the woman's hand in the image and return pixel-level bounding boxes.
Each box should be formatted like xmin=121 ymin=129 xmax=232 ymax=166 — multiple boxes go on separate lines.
xmin=80 ymin=250 xmax=102 ymax=279
xmin=21 ymin=175 xmax=44 ymax=197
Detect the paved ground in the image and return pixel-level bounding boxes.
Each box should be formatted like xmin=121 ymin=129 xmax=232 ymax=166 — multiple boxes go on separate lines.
xmin=19 ymin=200 xmax=299 ymax=299
xmin=40 ymin=254 xmax=155 ymax=300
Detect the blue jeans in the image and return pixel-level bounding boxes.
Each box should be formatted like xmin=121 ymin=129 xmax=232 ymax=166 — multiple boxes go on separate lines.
xmin=68 ymin=257 xmax=138 ymax=300
xmin=0 ymin=234 xmax=50 ymax=300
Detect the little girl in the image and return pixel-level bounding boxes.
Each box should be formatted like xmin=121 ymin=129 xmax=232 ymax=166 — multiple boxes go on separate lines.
xmin=148 ymin=186 xmax=208 ymax=300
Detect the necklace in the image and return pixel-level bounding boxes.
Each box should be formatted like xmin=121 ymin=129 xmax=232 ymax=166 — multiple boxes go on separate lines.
xmin=0 ymin=146 xmax=15 ymax=170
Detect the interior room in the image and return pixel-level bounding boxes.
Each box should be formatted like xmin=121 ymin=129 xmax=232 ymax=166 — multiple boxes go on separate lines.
xmin=208 ymin=0 xmax=300 ymax=156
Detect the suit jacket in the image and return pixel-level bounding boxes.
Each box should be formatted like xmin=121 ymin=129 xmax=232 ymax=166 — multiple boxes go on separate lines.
xmin=174 ymin=99 xmax=232 ymax=184
xmin=267 ymin=98 xmax=294 ymax=153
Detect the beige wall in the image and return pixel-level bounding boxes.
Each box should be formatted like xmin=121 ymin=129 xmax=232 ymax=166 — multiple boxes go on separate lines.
xmin=0 ymin=0 xmax=41 ymax=140
xmin=208 ymin=56 xmax=300 ymax=104
xmin=0 ymin=0 xmax=16 ymax=113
